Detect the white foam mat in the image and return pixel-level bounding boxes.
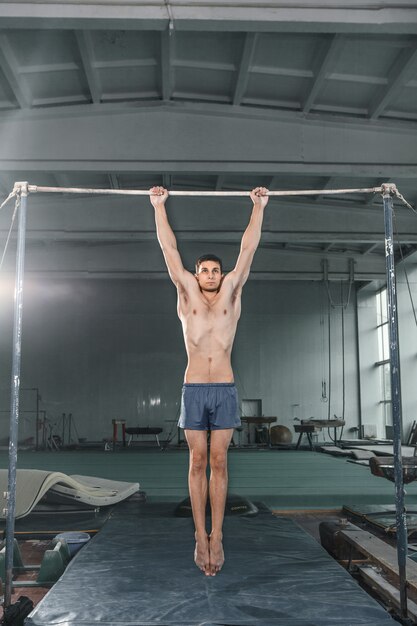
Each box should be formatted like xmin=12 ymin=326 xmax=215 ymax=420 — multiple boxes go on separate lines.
xmin=0 ymin=470 xmax=139 ymax=519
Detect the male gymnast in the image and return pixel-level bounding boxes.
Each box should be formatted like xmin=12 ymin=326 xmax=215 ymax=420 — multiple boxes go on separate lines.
xmin=150 ymin=186 xmax=269 ymax=576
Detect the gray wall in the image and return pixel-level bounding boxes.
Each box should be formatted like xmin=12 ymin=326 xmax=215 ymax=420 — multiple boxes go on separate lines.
xmin=0 ymin=278 xmax=360 ymax=445
xmin=235 ymin=282 xmax=359 ymax=439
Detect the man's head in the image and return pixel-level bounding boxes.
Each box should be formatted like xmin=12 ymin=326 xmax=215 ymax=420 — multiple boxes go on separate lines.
xmin=195 ymin=254 xmax=224 ymax=292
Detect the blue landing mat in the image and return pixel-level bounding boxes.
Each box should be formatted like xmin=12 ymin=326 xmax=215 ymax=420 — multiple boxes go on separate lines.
xmin=26 ymin=502 xmax=395 ymax=626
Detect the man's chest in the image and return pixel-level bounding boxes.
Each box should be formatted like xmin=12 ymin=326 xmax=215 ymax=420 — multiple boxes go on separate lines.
xmin=179 ymin=293 xmax=240 ymax=326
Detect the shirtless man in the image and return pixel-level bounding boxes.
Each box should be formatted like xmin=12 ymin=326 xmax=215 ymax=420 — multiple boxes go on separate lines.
xmin=150 ymin=185 xmax=269 ymax=576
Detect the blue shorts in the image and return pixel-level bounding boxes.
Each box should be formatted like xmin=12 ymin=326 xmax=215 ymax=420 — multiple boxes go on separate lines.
xmin=179 ymin=383 xmax=241 ymax=431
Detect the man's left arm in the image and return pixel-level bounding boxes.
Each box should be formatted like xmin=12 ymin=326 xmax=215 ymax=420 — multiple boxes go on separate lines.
xmin=228 ymin=187 xmax=269 ymax=288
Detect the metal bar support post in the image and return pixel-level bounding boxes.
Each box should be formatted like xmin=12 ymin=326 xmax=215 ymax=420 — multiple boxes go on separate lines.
xmin=382 ymin=184 xmax=408 ymax=619
xmin=4 ymin=182 xmax=28 ymax=608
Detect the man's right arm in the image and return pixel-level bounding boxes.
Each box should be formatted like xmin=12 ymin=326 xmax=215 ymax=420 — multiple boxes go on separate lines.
xmin=150 ymin=186 xmax=189 ymax=286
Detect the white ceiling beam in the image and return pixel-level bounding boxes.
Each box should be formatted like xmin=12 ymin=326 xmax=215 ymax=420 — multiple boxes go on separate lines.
xmin=74 ymin=30 xmax=102 ymax=104
xmin=369 ymin=44 xmax=417 ymax=120
xmin=327 ymin=71 xmax=385 ymax=86
xmin=1 ymin=161 xmax=416 ymax=179
xmin=1 ymin=2 xmax=417 ymax=34
xmin=174 ymin=59 xmax=234 ymax=72
xmin=0 ymin=238 xmax=386 ymax=277
xmin=100 ymin=89 xmax=159 ymax=102
xmin=0 ymin=269 xmax=387 ymax=282
xmin=31 ymin=94 xmax=89 ymax=107
xmin=232 ymin=32 xmax=258 ymax=106
xmin=0 ymin=108 xmax=416 ymax=174
xmin=303 ymin=34 xmax=342 ymax=113
xmin=0 ymin=221 xmax=417 ymax=249
xmin=172 ymin=90 xmax=230 ymax=104
xmin=3 ymin=99 xmax=417 ymax=134
xmin=0 ymin=33 xmax=30 ymax=109
xmin=375 ymin=109 xmax=417 ymax=122
xmin=20 ymin=101 xmax=417 ymax=139
xmin=160 ymin=29 xmax=173 ymax=101
xmin=94 ymin=59 xmax=157 ymax=70
xmin=248 ymin=64 xmax=311 ymax=79
xmin=20 ymin=62 xmax=80 ymax=74
xmin=3 ymin=230 xmax=417 ymax=245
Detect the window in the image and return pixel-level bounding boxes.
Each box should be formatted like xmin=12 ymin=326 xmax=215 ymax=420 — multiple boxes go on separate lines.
xmin=376 ymin=288 xmax=392 ymax=433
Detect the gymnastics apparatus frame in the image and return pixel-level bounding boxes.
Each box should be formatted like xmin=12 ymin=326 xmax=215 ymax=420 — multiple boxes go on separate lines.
xmin=0 ymin=181 xmax=413 ymax=620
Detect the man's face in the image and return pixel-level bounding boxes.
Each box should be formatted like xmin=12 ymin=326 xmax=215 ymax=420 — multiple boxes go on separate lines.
xmin=195 ymin=261 xmax=223 ymax=292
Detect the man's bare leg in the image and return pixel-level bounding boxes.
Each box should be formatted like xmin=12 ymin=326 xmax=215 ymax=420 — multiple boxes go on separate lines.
xmin=208 ymin=428 xmax=234 ymax=576
xmin=184 ymin=429 xmax=210 ymax=575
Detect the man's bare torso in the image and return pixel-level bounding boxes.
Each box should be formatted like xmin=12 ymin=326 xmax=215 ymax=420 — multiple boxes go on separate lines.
xmin=150 ymin=184 xmax=268 ymax=385
xmin=177 ymin=275 xmax=241 ymax=383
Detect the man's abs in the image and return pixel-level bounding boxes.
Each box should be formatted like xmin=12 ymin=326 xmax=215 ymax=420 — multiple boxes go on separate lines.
xmin=180 ymin=308 xmax=238 ymax=383
xmin=177 ymin=277 xmax=241 ymax=383
xmin=184 ymin=349 xmax=234 ymax=383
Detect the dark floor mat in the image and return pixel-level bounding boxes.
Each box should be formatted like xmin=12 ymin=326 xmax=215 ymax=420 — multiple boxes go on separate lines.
xmin=0 ymin=504 xmax=113 ymax=539
xmin=26 ymin=501 xmax=395 ymax=625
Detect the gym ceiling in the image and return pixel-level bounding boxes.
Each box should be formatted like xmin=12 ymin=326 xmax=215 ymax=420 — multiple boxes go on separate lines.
xmin=1 ymin=1 xmax=417 ymax=282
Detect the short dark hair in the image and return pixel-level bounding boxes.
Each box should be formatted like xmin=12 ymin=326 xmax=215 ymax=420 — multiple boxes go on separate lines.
xmin=195 ymin=254 xmax=223 ymax=274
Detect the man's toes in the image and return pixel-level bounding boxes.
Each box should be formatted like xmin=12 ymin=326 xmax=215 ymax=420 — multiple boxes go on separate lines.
xmin=196 ymin=557 xmax=209 ymax=575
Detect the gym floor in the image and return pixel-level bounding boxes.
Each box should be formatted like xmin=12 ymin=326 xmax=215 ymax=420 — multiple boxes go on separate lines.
xmin=0 ymin=447 xmax=415 ymax=509
xmin=0 ymin=447 xmax=412 ymax=623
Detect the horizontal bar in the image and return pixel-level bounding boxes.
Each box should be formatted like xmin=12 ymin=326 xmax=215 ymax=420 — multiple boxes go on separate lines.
xmin=26 ymin=184 xmax=383 ymax=198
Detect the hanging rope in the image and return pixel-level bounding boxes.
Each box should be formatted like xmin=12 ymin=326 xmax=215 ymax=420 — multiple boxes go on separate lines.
xmin=327 ymin=291 xmax=332 ymax=423
xmin=341 ymin=284 xmax=346 ymax=428
xmin=0 ymin=193 xmax=19 ymax=271
xmin=320 ymin=287 xmax=328 ymax=405
xmin=393 ymin=187 xmax=415 ymax=212
xmin=322 ymin=258 xmax=355 ymax=309
xmin=393 ymin=212 xmax=417 ymax=330
xmin=0 ymin=189 xmax=17 ymax=212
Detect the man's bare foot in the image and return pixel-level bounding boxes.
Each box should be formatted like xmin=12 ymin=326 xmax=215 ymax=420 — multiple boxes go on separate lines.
xmin=194 ymin=532 xmax=210 ymax=575
xmin=209 ymin=532 xmax=224 ymax=576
